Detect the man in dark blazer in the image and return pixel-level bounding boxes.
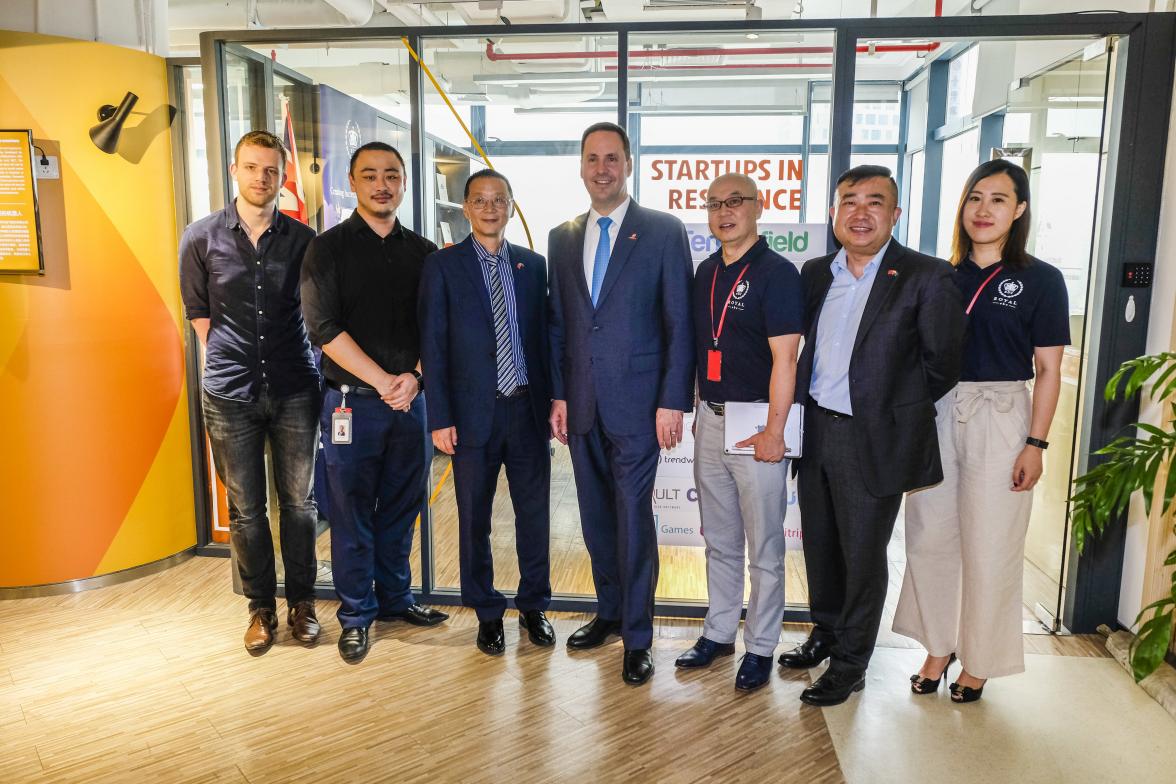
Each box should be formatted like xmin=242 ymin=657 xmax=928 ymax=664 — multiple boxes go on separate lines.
xmin=548 ymin=122 xmax=695 ymax=685
xmin=419 ymin=170 xmax=555 ymax=657
xmin=779 ymin=165 xmax=965 ymax=706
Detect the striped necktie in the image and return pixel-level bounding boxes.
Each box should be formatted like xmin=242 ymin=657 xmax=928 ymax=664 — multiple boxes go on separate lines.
xmin=487 ymin=256 xmax=519 ymax=396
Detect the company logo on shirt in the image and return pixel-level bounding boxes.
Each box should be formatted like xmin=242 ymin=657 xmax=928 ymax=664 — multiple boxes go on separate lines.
xmin=998 ymin=279 xmax=1024 ymax=298
xmin=993 ymin=277 xmax=1023 ymax=309
xmin=733 ymin=279 xmax=750 ymax=300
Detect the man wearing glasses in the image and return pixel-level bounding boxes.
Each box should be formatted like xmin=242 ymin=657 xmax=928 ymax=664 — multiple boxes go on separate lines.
xmin=418 ymin=170 xmax=555 ymax=656
xmin=673 ymin=173 xmax=803 ymax=692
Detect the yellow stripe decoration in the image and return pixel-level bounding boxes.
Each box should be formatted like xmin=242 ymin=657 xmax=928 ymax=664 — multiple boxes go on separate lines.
xmin=401 ymin=36 xmax=536 ymax=250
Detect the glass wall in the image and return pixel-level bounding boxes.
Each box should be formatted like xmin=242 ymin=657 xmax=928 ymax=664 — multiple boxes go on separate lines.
xmin=417 ymin=32 xmax=620 ymax=601
xmin=197 ymin=15 xmax=1161 ymax=630
xmin=886 ymin=36 xmax=1114 ymax=628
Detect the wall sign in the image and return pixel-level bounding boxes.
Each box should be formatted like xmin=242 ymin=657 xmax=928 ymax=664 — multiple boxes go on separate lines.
xmin=0 ymin=129 xmax=44 ymax=274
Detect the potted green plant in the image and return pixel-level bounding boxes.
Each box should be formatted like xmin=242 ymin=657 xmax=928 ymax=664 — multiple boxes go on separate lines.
xmin=1070 ymin=351 xmax=1176 ymax=681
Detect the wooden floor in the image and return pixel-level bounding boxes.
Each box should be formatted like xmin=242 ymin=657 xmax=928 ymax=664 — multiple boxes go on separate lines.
xmin=0 ymin=555 xmax=1108 ymax=784
xmin=0 ymin=557 xmax=840 ymax=784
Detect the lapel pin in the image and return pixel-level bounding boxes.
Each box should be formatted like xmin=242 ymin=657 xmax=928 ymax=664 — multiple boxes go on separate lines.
xmin=887 ymin=269 xmax=898 ymax=277
xmin=629 ymin=233 xmax=638 ymax=240
xmin=516 ymin=262 xmax=524 ymax=270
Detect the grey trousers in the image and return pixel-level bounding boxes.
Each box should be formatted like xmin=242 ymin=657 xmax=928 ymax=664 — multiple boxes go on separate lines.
xmin=694 ymin=403 xmax=789 ymax=657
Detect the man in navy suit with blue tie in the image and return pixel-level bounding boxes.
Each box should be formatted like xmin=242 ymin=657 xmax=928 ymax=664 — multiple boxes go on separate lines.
xmin=419 ymin=170 xmax=555 ymax=656
xmin=548 ymin=122 xmax=695 ymax=685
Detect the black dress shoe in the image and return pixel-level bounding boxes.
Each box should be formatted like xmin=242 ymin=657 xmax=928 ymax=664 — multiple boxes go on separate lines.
xmin=675 ymin=636 xmax=736 ymax=669
xmin=735 ymin=653 xmax=774 ymax=692
xmin=477 ymin=619 xmax=505 ymax=656
xmin=566 ymin=616 xmax=621 ymax=650
xmin=622 ymin=648 xmax=655 ymax=685
xmin=378 ymin=603 xmax=449 ymax=626
xmin=778 ymin=637 xmax=832 ymax=669
xmin=519 ymin=610 xmax=556 ymax=647
xmin=338 ymin=626 xmax=370 ymax=662
xmin=800 ymin=669 xmax=865 ymax=706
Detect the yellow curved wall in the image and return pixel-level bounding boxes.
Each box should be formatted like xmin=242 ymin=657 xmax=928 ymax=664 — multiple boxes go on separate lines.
xmin=0 ymin=31 xmax=195 ymax=587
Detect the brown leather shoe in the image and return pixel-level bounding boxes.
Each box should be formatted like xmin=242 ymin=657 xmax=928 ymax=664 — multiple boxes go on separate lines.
xmin=244 ymin=608 xmax=278 ymax=652
xmin=287 ymin=600 xmax=321 ymax=644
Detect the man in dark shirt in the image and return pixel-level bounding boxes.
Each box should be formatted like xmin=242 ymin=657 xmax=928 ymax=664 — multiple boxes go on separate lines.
xmin=301 ymin=141 xmax=448 ymax=663
xmin=179 ymin=130 xmax=321 ymax=653
xmin=672 ymin=173 xmax=803 ymax=692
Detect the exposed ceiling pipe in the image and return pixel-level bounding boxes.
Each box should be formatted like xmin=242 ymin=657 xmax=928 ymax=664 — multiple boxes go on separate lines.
xmin=484 ymin=41 xmax=941 ymax=62
xmin=169 ymin=0 xmax=374 ymax=30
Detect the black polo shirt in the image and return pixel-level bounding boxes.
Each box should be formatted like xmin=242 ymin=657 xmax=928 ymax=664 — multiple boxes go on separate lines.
xmin=300 ymin=211 xmax=438 ymax=388
xmin=693 ymin=237 xmax=804 ymax=403
xmin=955 ymin=255 xmax=1070 ymax=382
xmin=179 ymin=200 xmax=318 ymax=402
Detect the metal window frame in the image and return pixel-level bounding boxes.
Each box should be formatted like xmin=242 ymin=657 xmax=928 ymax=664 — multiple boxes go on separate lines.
xmin=192 ymin=13 xmax=1176 ymax=629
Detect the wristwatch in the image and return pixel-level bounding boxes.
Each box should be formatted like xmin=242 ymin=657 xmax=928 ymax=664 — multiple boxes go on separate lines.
xmin=1025 ymin=436 xmax=1049 ymax=449
xmin=411 ymin=370 xmax=423 ymax=391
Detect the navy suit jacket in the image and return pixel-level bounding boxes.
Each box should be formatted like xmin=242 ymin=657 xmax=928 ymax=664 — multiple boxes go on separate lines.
xmin=795 ymin=239 xmax=965 ymax=497
xmin=547 ymin=201 xmax=695 ymax=436
xmin=418 ymin=236 xmax=551 ymax=448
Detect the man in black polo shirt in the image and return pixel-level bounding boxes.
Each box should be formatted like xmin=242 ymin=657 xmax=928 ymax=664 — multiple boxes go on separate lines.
xmin=180 ymin=130 xmax=321 ymax=653
xmin=673 ymin=173 xmax=804 ymax=692
xmin=301 ymin=141 xmax=448 ymax=663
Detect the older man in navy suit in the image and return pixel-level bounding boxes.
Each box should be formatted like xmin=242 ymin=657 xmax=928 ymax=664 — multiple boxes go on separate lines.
xmin=419 ymin=170 xmax=554 ymax=656
xmin=548 ymin=122 xmax=695 ymax=685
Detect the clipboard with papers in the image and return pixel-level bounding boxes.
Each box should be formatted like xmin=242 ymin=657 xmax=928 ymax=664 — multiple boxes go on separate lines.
xmin=723 ymin=402 xmax=804 ymax=457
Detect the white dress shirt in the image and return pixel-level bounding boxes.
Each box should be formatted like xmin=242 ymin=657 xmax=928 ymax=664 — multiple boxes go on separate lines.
xmin=582 ymin=197 xmax=632 ymax=291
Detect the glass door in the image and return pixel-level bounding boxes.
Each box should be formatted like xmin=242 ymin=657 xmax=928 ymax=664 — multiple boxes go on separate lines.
xmin=875 ymin=35 xmax=1115 ymax=632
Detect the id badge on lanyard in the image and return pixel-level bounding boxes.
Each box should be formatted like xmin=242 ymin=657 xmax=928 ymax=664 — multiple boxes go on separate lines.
xmin=708 ymin=263 xmax=750 ymax=381
xmin=331 ymin=385 xmax=353 ymax=445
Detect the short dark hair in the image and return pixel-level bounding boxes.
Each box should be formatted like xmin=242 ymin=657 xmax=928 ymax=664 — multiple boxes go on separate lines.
xmin=234 ymin=130 xmax=287 ymax=168
xmin=834 ymin=164 xmax=898 ymax=205
xmin=464 ymin=169 xmax=513 ymax=200
xmin=348 ymin=141 xmax=406 ymax=175
xmin=580 ymin=121 xmax=631 ymax=159
xmin=950 ymin=158 xmax=1032 ymax=270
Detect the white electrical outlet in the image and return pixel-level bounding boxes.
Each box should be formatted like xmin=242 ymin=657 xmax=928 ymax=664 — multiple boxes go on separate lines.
xmin=35 ymin=155 xmax=60 ymax=180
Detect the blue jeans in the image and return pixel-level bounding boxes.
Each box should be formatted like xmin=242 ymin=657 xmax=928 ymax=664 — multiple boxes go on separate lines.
xmin=320 ymin=389 xmax=428 ymax=629
xmin=202 ymin=387 xmax=320 ymax=611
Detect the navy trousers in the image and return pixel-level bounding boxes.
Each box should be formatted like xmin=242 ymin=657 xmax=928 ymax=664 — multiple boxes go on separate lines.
xmin=451 ymin=392 xmax=551 ymax=621
xmin=320 ymin=388 xmax=427 ymax=629
xmin=568 ymin=415 xmax=660 ymax=650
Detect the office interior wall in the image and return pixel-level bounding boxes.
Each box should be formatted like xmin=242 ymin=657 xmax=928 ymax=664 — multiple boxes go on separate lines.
xmin=0 ymin=30 xmax=196 ymax=588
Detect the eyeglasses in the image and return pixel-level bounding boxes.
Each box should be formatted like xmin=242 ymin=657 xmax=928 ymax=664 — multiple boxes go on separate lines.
xmin=705 ymin=195 xmax=758 ymax=212
xmin=468 ymin=196 xmax=512 ymax=210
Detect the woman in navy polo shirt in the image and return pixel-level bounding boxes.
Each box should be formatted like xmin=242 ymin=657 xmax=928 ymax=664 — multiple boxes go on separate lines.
xmin=892 ymin=159 xmax=1069 ymax=703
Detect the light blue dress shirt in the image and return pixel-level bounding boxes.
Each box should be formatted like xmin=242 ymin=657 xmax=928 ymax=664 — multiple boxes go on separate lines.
xmin=809 ymin=241 xmax=890 ymax=415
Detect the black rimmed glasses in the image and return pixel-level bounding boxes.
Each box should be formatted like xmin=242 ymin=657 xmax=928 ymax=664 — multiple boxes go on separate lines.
xmin=704 ymin=195 xmax=758 ymax=212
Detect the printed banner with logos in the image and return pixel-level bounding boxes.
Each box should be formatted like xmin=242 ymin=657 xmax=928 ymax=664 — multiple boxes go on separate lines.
xmin=641 ymin=154 xmax=806 ymax=218
xmin=318 ymin=84 xmax=377 ymax=230
xmin=0 ymin=129 xmax=43 ymax=273
xmin=653 ymin=413 xmax=802 ymax=550
xmin=684 ymin=222 xmax=828 ymax=270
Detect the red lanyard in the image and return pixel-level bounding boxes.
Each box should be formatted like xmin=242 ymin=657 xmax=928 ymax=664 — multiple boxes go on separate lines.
xmin=710 ymin=263 xmax=750 ymax=348
xmin=965 ymin=264 xmax=1003 ymax=315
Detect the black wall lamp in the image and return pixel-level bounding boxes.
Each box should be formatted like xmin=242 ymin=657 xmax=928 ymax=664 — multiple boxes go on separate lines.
xmin=89 ymin=92 xmax=138 ymax=154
